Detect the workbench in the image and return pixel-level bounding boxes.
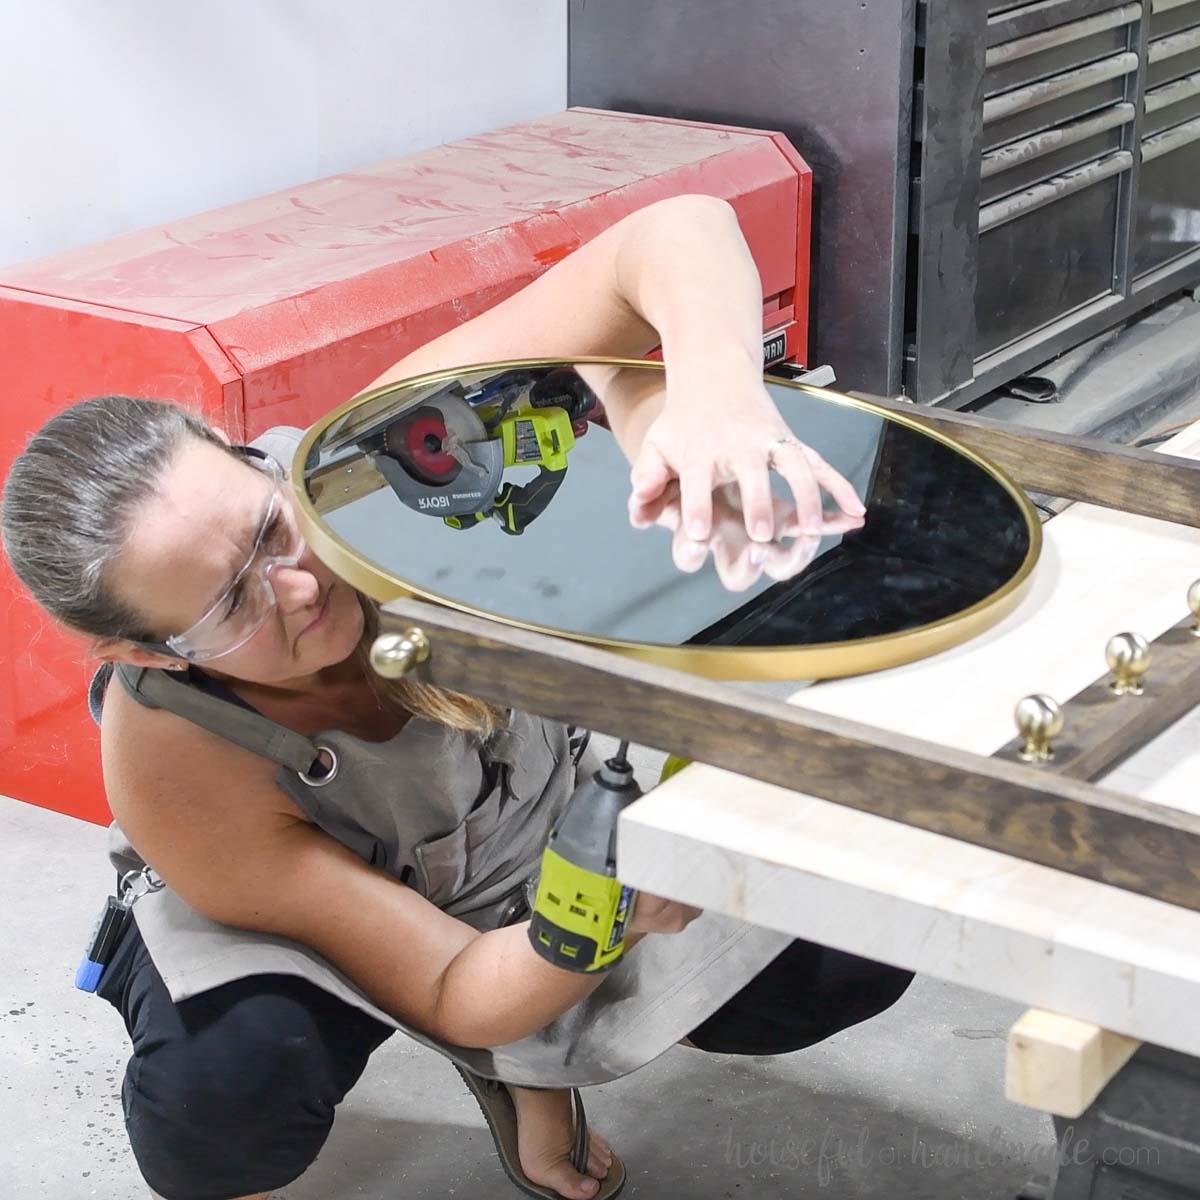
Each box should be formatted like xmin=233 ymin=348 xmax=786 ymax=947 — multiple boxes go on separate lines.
xmin=613 ymin=418 xmax=1200 ymax=1197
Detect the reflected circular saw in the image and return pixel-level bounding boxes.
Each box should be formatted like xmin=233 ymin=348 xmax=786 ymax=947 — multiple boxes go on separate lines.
xmin=370 ymin=369 xmax=596 ymax=536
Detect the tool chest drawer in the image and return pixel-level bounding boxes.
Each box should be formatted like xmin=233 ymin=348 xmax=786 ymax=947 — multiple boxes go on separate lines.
xmin=980 ymin=102 xmax=1134 ymax=203
xmin=976 ymin=158 xmax=1127 ymax=355
xmin=1135 ymin=0 xmax=1200 ymax=274
xmin=1146 ymin=15 xmax=1200 ymax=84
xmin=1142 ymin=69 xmax=1200 ymax=136
xmin=983 ymin=51 xmax=1138 ymax=149
xmin=972 ymin=2 xmax=1140 ymax=354
xmin=1152 ymin=0 xmax=1200 ymax=38
xmin=984 ymin=3 xmax=1141 ymax=95
xmin=1136 ymin=121 xmax=1200 ymax=274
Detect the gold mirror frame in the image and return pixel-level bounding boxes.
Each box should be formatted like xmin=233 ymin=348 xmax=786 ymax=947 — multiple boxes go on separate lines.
xmin=292 ymin=357 xmax=1042 ymax=680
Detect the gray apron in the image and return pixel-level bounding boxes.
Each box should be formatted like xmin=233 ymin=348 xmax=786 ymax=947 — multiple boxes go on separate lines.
xmin=94 ymin=428 xmax=791 ymax=1088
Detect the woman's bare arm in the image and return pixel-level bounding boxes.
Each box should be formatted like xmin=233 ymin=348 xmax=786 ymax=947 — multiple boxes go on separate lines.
xmin=359 ymin=193 xmax=863 ymax=543
xmin=359 ymin=195 xmax=740 ymax=385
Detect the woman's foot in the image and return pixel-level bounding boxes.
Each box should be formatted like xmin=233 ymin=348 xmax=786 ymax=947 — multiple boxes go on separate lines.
xmin=508 ymin=1084 xmax=614 ymax=1199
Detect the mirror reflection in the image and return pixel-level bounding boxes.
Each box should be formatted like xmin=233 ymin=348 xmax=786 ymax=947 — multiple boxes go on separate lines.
xmin=302 ymin=361 xmax=1035 ymax=657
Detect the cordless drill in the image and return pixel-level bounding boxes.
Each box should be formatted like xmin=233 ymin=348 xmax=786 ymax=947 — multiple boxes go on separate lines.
xmin=528 ymin=742 xmax=643 ymax=973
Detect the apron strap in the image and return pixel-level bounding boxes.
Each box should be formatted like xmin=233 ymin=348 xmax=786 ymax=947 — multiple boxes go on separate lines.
xmin=113 ymin=663 xmax=325 ymax=776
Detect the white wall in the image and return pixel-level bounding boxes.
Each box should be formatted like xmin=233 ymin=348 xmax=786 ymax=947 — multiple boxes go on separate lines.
xmin=0 ymin=0 xmax=566 ymax=268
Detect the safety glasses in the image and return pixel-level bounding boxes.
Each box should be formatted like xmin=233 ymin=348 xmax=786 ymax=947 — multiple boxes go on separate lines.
xmin=132 ymin=448 xmax=307 ymax=663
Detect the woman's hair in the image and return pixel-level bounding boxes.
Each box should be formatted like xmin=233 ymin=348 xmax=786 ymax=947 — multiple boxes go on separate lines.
xmin=354 ymin=598 xmax=500 ymax=736
xmin=2 ymin=395 xmax=498 ymax=736
xmin=2 ymin=395 xmax=229 ymax=642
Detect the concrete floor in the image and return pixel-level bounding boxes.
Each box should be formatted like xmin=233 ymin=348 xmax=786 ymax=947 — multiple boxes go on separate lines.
xmin=0 ymin=791 xmax=1057 ymax=1200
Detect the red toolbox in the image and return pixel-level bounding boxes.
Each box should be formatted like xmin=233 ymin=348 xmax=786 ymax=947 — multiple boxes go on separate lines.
xmin=0 ymin=107 xmax=811 ymax=824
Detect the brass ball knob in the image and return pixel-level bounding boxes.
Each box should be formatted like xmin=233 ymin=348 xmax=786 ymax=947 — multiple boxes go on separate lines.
xmin=1014 ymin=694 xmax=1064 ymax=763
xmin=370 ymin=629 xmax=430 ymax=679
xmin=1105 ymin=632 xmax=1151 ymax=696
xmin=1188 ymin=578 xmax=1200 ymax=638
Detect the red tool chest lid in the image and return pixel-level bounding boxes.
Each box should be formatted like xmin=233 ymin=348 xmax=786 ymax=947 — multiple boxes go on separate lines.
xmin=3 ymin=108 xmax=809 ymax=439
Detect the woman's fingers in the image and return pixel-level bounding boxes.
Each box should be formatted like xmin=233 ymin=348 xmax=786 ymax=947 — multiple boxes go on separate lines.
xmin=629 ymin=892 xmax=703 ymax=934
xmin=802 ymin=445 xmax=867 ymax=517
xmin=678 ymin=465 xmax=715 ymax=541
xmin=629 ymin=491 xmax=665 ymax=529
xmin=630 ymin=476 xmax=683 ymax=529
xmin=711 ymin=527 xmax=763 ymax=592
xmin=671 ymin=523 xmax=709 ymax=573
xmin=627 ymin=445 xmax=672 ymax=529
xmin=732 ymin=455 xmax=775 ymax=542
xmin=763 ymin=533 xmax=822 ymax=582
xmin=629 ymin=442 xmax=671 ymax=504
xmin=638 ymin=467 xmax=864 ymax=587
xmin=769 ymin=441 xmax=825 ymax=533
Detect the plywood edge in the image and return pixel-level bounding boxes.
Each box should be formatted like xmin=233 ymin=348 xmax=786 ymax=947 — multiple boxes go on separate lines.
xmin=1006 ymin=1008 xmax=1141 ymax=1118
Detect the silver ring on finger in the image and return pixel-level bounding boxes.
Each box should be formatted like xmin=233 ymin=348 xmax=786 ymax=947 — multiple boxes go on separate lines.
xmin=766 ymin=437 xmax=801 ymax=467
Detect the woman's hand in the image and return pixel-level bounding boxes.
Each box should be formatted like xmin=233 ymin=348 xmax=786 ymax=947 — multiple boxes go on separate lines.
xmin=628 ymin=891 xmax=703 ymax=936
xmin=645 ymin=479 xmax=865 ymax=591
xmin=627 ymin=358 xmax=866 ymax=545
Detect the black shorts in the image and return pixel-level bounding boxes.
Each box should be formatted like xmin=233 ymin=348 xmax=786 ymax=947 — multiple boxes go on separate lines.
xmin=98 ymin=918 xmax=912 ymax=1200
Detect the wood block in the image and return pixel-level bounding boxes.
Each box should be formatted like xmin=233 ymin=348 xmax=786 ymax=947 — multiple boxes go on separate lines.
xmin=1006 ymin=1009 xmax=1141 ymax=1118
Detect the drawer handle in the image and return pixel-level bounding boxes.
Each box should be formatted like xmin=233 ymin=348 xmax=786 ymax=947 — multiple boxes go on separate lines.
xmin=1142 ymin=114 xmax=1200 ymax=159
xmin=979 ymin=150 xmax=1133 ymax=231
xmin=1148 ymin=25 xmax=1200 ymax=63
xmin=984 ymin=52 xmax=1140 ymax=123
xmin=1145 ymin=69 xmax=1200 ymax=111
xmin=982 ymin=103 xmax=1135 ymax=178
xmin=987 ymin=4 xmax=1142 ymax=69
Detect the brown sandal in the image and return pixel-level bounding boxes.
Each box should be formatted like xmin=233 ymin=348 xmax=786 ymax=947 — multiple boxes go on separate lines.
xmin=454 ymin=1065 xmax=626 ymax=1199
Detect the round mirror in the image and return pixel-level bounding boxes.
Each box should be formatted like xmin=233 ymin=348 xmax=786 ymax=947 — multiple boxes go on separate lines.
xmin=295 ymin=358 xmax=1040 ymax=679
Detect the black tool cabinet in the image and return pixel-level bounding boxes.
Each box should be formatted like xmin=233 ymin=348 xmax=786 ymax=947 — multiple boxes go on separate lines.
xmin=569 ymin=0 xmax=1200 ymax=407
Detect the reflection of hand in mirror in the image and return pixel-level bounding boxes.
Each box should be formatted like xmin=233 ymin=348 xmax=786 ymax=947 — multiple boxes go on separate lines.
xmin=640 ymin=480 xmax=865 ymax=592
xmin=625 ymin=378 xmax=867 ymax=543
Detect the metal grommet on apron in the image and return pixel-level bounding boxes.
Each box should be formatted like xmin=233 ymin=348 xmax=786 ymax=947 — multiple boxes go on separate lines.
xmin=298 ymin=746 xmax=339 ymax=787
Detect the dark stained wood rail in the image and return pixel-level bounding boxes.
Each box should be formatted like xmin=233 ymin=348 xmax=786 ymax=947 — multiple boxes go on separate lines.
xmin=994 ymin=616 xmax=1200 ymax=781
xmin=860 ymin=394 xmax=1200 ymax=529
xmin=379 ymin=596 xmax=1200 ymax=914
